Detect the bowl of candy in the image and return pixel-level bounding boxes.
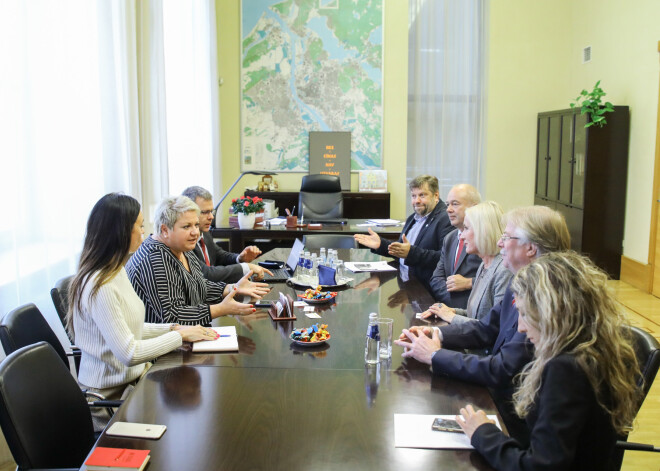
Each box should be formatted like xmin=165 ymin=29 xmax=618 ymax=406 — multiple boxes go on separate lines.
xmin=289 ymin=323 xmax=331 ymax=346
xmin=297 ymin=287 xmax=338 ymax=304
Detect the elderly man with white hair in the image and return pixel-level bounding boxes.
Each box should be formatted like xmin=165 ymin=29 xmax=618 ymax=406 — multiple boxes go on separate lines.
xmin=126 ymin=196 xmax=270 ymax=326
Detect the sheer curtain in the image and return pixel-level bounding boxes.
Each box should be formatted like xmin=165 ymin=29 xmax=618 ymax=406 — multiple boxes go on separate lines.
xmin=0 ymin=0 xmax=141 ymax=349
xmin=407 ymin=0 xmax=488 ymax=200
xmin=0 ymin=0 xmax=220 ymax=352
xmin=137 ymin=0 xmax=221 ymax=225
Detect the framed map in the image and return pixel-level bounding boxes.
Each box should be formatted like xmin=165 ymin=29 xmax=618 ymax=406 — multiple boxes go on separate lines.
xmin=241 ymin=0 xmax=383 ymax=172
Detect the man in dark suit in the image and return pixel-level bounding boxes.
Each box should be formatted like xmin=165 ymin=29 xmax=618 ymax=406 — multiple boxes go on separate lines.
xmin=394 ymin=206 xmax=570 ymax=442
xmin=182 ymin=186 xmax=272 ymax=283
xmin=428 ymin=184 xmax=482 ymax=307
xmin=354 ymin=175 xmax=453 ymax=288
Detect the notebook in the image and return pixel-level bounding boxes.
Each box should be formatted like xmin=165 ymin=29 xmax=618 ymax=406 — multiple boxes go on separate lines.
xmin=192 ymin=326 xmax=239 ymax=353
xmin=262 ymin=238 xmax=304 ymax=282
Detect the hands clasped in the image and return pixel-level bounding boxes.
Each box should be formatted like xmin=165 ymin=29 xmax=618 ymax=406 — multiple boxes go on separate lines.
xmin=393 ymin=326 xmax=441 ymax=365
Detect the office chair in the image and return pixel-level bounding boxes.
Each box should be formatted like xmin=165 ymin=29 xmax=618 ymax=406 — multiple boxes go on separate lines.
xmin=612 ymin=326 xmax=660 ymax=469
xmin=298 ymin=174 xmax=343 ymax=220
xmin=302 ymin=234 xmax=358 ymax=250
xmin=50 ymin=275 xmax=73 ymax=342
xmin=0 ymin=303 xmax=73 ymax=370
xmin=50 ymin=275 xmax=81 ymax=373
xmin=0 ymin=342 xmax=96 ymax=470
xmin=0 ymin=303 xmax=122 ymax=420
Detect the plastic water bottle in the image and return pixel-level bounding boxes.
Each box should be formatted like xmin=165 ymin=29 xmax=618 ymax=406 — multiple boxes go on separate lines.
xmin=365 ymin=312 xmax=380 ymax=364
xmin=319 ymin=248 xmax=327 ymax=265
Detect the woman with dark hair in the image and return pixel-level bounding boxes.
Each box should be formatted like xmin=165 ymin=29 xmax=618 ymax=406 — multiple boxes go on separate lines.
xmin=456 ymin=251 xmax=641 ymax=470
xmin=67 ymin=193 xmax=218 ymax=430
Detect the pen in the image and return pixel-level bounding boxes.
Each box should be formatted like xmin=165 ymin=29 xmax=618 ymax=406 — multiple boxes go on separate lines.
xmin=285 ymin=208 xmax=291 ymax=216
xmin=218 ymin=334 xmax=232 ymax=337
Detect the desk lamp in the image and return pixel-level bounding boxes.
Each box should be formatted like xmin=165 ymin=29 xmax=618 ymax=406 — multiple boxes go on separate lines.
xmin=212 ymin=171 xmax=277 ymax=228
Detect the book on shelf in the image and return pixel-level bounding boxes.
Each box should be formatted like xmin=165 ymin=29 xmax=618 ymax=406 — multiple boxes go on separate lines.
xmin=192 ymin=326 xmax=239 ymax=353
xmin=85 ymin=447 xmax=150 ymax=471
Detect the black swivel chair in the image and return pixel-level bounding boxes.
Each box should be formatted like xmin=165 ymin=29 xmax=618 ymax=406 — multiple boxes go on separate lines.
xmin=298 ymin=174 xmax=343 ymax=220
xmin=0 ymin=342 xmax=96 ymax=470
xmin=50 ymin=275 xmax=81 ymax=372
xmin=302 ymin=234 xmax=358 ymax=249
xmin=612 ymin=326 xmax=660 ymax=468
xmin=50 ymin=275 xmax=73 ymax=342
xmin=0 ymin=303 xmax=73 ymax=370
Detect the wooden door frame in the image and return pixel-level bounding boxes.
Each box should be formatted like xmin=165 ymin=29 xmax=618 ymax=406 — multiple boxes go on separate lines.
xmin=646 ymin=41 xmax=660 ymax=294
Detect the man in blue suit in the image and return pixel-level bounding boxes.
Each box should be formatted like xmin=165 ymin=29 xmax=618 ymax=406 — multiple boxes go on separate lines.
xmin=354 ymin=175 xmax=453 ymax=289
xmin=394 ymin=206 xmax=570 ymax=441
xmin=428 ymin=183 xmax=483 ymax=307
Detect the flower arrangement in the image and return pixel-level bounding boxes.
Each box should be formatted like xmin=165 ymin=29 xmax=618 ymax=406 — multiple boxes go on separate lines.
xmin=230 ymin=195 xmax=264 ymax=215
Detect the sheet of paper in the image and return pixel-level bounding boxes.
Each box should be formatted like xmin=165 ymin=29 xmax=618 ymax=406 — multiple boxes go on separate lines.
xmin=305 ymin=312 xmax=322 ymax=318
xmin=192 ymin=326 xmax=239 ymax=353
xmin=394 ymin=414 xmax=500 ymax=449
xmin=303 ymin=306 xmax=316 ymax=312
xmin=268 ymin=218 xmax=287 ymax=225
xmin=365 ymin=219 xmax=402 ymax=226
xmin=293 ymin=301 xmax=307 ymax=307
xmin=345 ymin=261 xmax=397 ymax=272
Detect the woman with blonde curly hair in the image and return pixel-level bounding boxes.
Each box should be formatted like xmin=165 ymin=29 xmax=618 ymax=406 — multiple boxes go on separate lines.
xmin=456 ymin=251 xmax=641 ymax=470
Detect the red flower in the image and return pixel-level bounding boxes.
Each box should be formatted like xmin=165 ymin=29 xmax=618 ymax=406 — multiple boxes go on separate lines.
xmin=231 ymin=198 xmax=236 ymax=203
xmin=244 ymin=201 xmax=250 ymax=207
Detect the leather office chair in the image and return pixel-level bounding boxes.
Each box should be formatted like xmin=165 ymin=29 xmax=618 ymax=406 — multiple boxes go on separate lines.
xmin=302 ymin=234 xmax=358 ymax=249
xmin=50 ymin=275 xmax=73 ymax=342
xmin=298 ymin=174 xmax=343 ymax=220
xmin=612 ymin=326 xmax=660 ymax=468
xmin=0 ymin=303 xmax=72 ymax=370
xmin=50 ymin=276 xmax=81 ymax=373
xmin=0 ymin=342 xmax=95 ymax=470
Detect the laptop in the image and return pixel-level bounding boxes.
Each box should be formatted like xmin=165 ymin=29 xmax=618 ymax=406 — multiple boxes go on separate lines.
xmin=261 ymin=238 xmax=304 ymax=282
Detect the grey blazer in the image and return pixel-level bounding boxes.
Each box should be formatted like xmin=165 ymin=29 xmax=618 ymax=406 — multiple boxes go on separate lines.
xmin=451 ymin=254 xmax=512 ymax=324
xmin=192 ymin=231 xmax=245 ymax=283
xmin=428 ymin=229 xmax=482 ymax=308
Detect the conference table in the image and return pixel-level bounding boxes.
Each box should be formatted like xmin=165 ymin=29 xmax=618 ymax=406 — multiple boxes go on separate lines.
xmin=82 ymin=249 xmax=501 ymax=471
xmin=210 ymin=218 xmax=402 ymax=252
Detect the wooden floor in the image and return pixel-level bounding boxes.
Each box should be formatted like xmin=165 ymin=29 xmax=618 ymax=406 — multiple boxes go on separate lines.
xmin=0 ymin=280 xmax=657 ymax=470
xmin=612 ymin=280 xmax=660 ymax=471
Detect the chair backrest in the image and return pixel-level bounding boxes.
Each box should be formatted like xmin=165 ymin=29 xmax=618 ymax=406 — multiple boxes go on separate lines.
xmin=298 ymin=174 xmax=343 ymax=219
xmin=0 ymin=342 xmax=95 ymax=469
xmin=302 ymin=234 xmax=358 ymax=250
xmin=628 ymin=326 xmax=660 ymax=402
xmin=0 ymin=303 xmax=69 ymax=368
xmin=51 ymin=275 xmax=74 ymax=343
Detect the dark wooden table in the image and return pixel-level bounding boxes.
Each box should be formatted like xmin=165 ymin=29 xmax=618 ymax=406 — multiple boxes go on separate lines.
xmin=210 ymin=219 xmax=401 ymax=252
xmin=83 ymin=249 xmax=498 ymax=471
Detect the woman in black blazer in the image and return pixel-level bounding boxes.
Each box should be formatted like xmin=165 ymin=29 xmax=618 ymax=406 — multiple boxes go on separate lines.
xmin=456 ymin=251 xmax=641 ymax=470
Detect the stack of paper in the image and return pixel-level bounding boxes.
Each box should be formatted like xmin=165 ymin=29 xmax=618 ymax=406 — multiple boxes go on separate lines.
xmin=192 ymin=326 xmax=239 ymax=352
xmin=365 ymin=219 xmax=401 ymax=226
xmin=345 ymin=261 xmax=397 ymax=272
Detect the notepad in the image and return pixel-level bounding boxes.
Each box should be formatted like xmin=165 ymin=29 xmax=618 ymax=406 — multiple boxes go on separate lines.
xmin=192 ymin=326 xmax=239 ymax=353
xmin=85 ymin=447 xmax=150 ymax=471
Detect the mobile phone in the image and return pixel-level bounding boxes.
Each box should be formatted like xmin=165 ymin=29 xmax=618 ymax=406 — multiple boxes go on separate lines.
xmin=431 ymin=417 xmax=463 ymax=433
xmin=106 ymin=422 xmax=167 ymax=439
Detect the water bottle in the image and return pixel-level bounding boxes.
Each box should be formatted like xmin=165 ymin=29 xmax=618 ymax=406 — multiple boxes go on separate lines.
xmin=319 ymin=248 xmax=327 ymax=265
xmin=327 ymin=249 xmax=336 ymax=266
xmin=365 ymin=312 xmax=380 ymax=364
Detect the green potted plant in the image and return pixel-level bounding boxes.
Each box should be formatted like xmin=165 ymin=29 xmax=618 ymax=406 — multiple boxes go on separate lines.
xmin=231 ymin=196 xmax=265 ymax=229
xmin=570 ymin=80 xmax=615 ymax=128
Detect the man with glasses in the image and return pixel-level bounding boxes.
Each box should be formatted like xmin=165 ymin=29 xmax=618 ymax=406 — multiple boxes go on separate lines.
xmin=395 ymin=205 xmax=570 ymax=443
xmin=182 ymin=186 xmax=271 ymax=283
xmin=354 ymin=175 xmax=453 ymax=288
xmin=428 ymin=183 xmax=483 ymax=307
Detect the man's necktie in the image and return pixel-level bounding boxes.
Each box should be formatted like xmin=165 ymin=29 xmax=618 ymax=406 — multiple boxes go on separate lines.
xmin=199 ymin=238 xmax=211 ymax=266
xmin=454 ymin=237 xmax=464 ymax=270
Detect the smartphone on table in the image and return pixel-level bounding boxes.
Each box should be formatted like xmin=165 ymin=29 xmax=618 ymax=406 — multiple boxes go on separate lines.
xmin=431 ymin=417 xmax=463 ymax=433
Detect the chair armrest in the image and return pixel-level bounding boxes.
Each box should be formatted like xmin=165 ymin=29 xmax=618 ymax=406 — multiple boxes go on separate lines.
xmin=615 ymin=440 xmax=660 ymax=452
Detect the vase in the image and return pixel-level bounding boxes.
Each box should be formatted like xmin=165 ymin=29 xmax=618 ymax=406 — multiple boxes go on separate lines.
xmin=237 ymin=212 xmax=256 ymax=229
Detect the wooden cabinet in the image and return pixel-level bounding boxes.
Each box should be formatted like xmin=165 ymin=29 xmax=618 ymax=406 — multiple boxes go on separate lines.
xmin=534 ymin=107 xmax=629 ymax=278
xmin=244 ymin=190 xmax=390 ymax=219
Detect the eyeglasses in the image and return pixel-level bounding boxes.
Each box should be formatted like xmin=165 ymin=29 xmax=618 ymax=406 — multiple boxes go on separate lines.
xmin=200 ymin=209 xmax=217 ymax=217
xmin=500 ymin=233 xmax=521 ymax=242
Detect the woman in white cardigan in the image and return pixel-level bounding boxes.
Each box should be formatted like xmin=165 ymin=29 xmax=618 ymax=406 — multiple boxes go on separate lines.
xmin=67 ymin=193 xmax=218 ymax=430
xmin=422 ymin=201 xmax=512 ymax=324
